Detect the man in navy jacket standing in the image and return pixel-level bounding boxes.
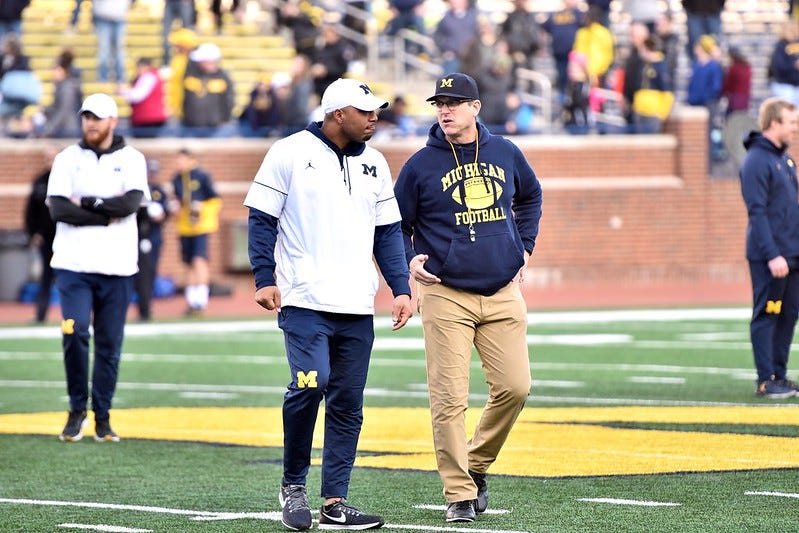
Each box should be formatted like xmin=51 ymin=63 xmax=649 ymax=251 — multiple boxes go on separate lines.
xmin=740 ymin=96 xmax=799 ymax=398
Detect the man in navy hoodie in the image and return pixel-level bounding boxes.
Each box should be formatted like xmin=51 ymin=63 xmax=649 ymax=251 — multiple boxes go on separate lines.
xmin=394 ymin=73 xmax=543 ymax=523
xmin=740 ymin=97 xmax=799 ymax=399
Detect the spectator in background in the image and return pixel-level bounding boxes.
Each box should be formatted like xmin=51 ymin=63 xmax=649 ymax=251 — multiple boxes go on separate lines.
xmin=171 ymin=148 xmax=221 ymax=316
xmin=500 ymin=0 xmax=542 ymax=74
xmin=432 ymin=0 xmax=479 ymax=75
xmin=655 ymin=10 xmax=680 ymax=89
xmin=162 ymin=0 xmax=196 ymax=64
xmin=92 ymin=0 xmax=131 ymax=85
xmin=375 ymin=94 xmax=415 ymax=138
xmin=621 ymin=20 xmax=650 ymax=125
xmin=124 ymin=57 xmax=168 ymax=138
xmin=40 ymin=48 xmax=82 ymax=138
xmin=687 ymin=34 xmax=724 ymax=160
xmin=0 ymin=33 xmax=41 ymax=133
xmin=66 ymin=0 xmax=85 ymax=34
xmin=284 ymin=53 xmax=314 ymax=134
xmin=181 ymin=43 xmax=236 ymax=137
xmin=586 ymin=0 xmax=611 ymax=27
xmin=135 ymin=158 xmax=169 ymax=322
xmin=0 ymin=0 xmax=30 ymax=41
xmin=23 ymin=146 xmax=58 ymax=324
xmin=623 ymin=0 xmax=660 ymax=33
xmin=239 ymin=71 xmax=293 ymax=137
xmin=562 ymin=50 xmax=593 ymax=134
xmin=572 ymin=5 xmax=615 ymax=88
xmin=769 ymin=20 xmax=799 ymax=108
xmin=385 ymin=0 xmax=427 ymax=55
xmin=630 ymin=36 xmax=674 ymax=134
xmin=682 ymin=0 xmax=725 ymax=62
xmin=310 ymin=18 xmax=354 ymax=99
xmin=541 ymin=0 xmax=583 ymax=97
xmin=165 ymin=28 xmax=198 ymax=121
xmin=277 ymin=0 xmax=320 ymax=60
xmin=505 ymin=91 xmax=536 ymax=134
xmin=722 ymin=45 xmax=751 ymax=115
xmin=210 ymin=0 xmax=242 ymax=35
xmin=461 ymin=15 xmax=501 ymax=81
xmin=475 ymin=42 xmax=515 ymax=134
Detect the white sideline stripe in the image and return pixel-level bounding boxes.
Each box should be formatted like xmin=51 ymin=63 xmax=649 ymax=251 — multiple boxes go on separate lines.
xmin=745 ymin=491 xmax=799 ymax=499
xmin=578 ymin=498 xmax=681 ymax=507
xmin=413 ymin=504 xmax=510 ymax=515
xmin=58 ymin=524 xmax=152 ymax=532
xmin=0 ymin=308 xmax=753 ymax=340
xmin=1 ymin=498 xmax=530 ymax=533
xmin=178 ymin=392 xmax=239 ymax=399
xmin=627 ymin=376 xmax=687 ymax=385
xmin=0 ymin=380 xmax=769 ymax=407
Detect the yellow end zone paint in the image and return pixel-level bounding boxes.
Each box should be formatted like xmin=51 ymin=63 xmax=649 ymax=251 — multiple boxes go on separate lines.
xmin=0 ymin=406 xmax=796 ymax=477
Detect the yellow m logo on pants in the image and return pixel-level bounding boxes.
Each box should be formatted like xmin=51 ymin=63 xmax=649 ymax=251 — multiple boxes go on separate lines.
xmin=297 ymin=370 xmax=318 ymax=388
xmin=766 ymin=300 xmax=783 ymax=314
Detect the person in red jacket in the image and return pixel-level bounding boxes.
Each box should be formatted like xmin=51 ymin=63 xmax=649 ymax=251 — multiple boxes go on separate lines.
xmin=124 ymin=57 xmax=168 ymax=138
xmin=722 ymin=45 xmax=751 ymax=115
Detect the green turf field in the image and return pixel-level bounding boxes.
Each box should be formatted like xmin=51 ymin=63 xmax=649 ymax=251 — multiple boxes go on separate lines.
xmin=1 ymin=308 xmax=797 ymax=532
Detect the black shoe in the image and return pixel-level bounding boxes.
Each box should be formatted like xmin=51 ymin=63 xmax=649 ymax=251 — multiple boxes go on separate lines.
xmin=279 ymin=484 xmax=312 ymax=531
xmin=59 ymin=410 xmax=87 ymax=442
xmin=94 ymin=418 xmax=120 ymax=442
xmin=319 ymin=499 xmax=384 ymax=529
xmin=469 ymin=470 xmax=489 ymax=513
xmin=445 ymin=500 xmax=475 ymax=523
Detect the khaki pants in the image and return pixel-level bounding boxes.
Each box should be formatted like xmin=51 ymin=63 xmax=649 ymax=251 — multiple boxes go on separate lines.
xmin=418 ymin=281 xmax=531 ymax=503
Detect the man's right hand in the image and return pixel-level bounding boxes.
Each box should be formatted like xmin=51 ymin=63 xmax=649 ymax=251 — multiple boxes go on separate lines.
xmin=409 ymin=254 xmax=441 ymax=286
xmin=255 ymin=286 xmax=281 ymax=311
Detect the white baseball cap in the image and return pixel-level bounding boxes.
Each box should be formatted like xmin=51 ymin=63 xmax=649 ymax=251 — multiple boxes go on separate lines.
xmin=190 ymin=42 xmax=221 ymax=62
xmin=321 ymin=78 xmax=388 ymax=114
xmin=79 ymin=93 xmax=118 ymax=119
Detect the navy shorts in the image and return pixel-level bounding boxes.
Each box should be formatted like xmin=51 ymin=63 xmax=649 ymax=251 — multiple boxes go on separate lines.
xmin=180 ymin=234 xmax=209 ymax=264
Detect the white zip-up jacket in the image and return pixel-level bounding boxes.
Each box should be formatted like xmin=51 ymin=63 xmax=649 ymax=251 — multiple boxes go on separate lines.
xmin=244 ymin=126 xmax=402 ymax=315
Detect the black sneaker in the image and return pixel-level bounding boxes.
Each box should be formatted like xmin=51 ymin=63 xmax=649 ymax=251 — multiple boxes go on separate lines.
xmin=94 ymin=418 xmax=120 ymax=442
xmin=469 ymin=469 xmax=489 ymax=513
xmin=59 ymin=410 xmax=87 ymax=442
xmin=279 ymin=484 xmax=312 ymax=531
xmin=755 ymin=376 xmax=796 ymax=399
xmin=318 ymin=499 xmax=384 ymax=530
xmin=445 ymin=500 xmax=475 ymax=523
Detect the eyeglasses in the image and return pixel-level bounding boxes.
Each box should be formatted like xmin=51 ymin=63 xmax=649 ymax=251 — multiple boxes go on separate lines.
xmin=431 ymin=99 xmax=472 ymax=110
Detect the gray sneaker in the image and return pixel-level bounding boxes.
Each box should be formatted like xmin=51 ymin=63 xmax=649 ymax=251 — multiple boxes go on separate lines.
xmin=279 ymin=484 xmax=312 ymax=531
xmin=469 ymin=470 xmax=488 ymax=513
xmin=756 ymin=377 xmax=796 ymax=399
xmin=59 ymin=410 xmax=87 ymax=442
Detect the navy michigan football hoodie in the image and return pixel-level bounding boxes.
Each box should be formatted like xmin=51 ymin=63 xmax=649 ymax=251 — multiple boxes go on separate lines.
xmin=394 ymin=122 xmax=543 ymax=296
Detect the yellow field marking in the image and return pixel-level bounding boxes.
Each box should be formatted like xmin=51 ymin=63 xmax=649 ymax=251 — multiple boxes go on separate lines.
xmin=1 ymin=406 xmax=797 ymax=477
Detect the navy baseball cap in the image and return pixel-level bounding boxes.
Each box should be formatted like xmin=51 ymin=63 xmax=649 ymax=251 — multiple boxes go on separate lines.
xmin=426 ymin=73 xmax=480 ymax=101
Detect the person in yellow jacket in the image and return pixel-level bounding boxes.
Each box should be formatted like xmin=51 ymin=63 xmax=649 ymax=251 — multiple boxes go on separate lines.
xmin=170 ymin=148 xmax=221 ymax=316
xmin=165 ymin=28 xmax=198 ymax=120
xmin=572 ymin=5 xmax=615 ymax=85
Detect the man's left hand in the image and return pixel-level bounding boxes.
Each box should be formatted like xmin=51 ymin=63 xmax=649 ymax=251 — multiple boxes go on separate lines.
xmin=391 ymin=294 xmax=412 ymax=330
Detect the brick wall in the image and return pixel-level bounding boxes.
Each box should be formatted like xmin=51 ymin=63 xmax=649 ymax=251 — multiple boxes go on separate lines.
xmin=0 ymin=106 xmax=749 ymax=291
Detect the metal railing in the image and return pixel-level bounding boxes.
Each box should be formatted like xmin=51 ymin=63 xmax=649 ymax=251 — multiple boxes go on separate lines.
xmin=392 ymin=29 xmax=442 ymax=82
xmin=514 ymin=68 xmax=552 ymax=133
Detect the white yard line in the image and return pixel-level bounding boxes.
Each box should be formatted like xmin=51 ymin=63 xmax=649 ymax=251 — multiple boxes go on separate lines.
xmin=745 ymin=491 xmax=799 ymax=499
xmin=58 ymin=524 xmax=152 ymax=532
xmin=577 ymin=498 xmax=681 ymax=507
xmin=1 ymin=498 xmax=532 ymax=533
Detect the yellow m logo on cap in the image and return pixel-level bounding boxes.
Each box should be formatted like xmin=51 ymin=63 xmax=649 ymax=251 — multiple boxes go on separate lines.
xmin=440 ymin=78 xmax=454 ymax=88
xmin=766 ymin=300 xmax=782 ymax=314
